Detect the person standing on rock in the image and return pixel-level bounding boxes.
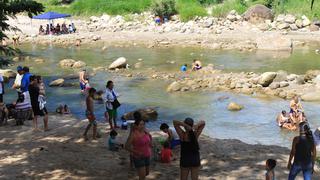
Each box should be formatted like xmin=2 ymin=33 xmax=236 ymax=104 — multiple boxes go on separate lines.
xmin=83 ymin=88 xmax=97 ymax=141
xmin=20 ymin=66 xmax=32 ymax=93
xmin=29 ymin=75 xmax=48 ymax=131
xmin=173 ymin=118 xmax=205 ymax=180
xmin=79 ymin=69 xmax=88 ymax=93
xmin=288 ymin=122 xmax=316 ymax=180
xmin=12 ymin=66 xmax=24 ymax=94
xmin=104 ymin=81 xmax=120 ymax=129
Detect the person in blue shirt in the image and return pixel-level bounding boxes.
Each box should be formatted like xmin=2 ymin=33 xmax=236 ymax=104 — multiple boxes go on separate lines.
xmin=20 ymin=66 xmax=32 ymax=93
xmin=108 ymin=130 xmax=123 ymax=151
xmin=180 ymin=64 xmax=187 ymax=72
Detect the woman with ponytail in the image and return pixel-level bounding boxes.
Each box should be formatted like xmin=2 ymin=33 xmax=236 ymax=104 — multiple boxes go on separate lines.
xmin=173 ymin=118 xmax=205 ymax=180
xmin=288 ymin=122 xmax=316 ymax=180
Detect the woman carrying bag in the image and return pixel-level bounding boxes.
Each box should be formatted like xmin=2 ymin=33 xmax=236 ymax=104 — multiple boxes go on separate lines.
xmin=104 ymin=81 xmax=121 ymax=129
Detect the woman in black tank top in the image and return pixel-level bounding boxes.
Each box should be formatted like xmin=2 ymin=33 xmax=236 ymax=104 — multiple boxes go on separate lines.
xmin=288 ymin=122 xmax=316 ymax=180
xmin=173 ymin=118 xmax=206 ymax=180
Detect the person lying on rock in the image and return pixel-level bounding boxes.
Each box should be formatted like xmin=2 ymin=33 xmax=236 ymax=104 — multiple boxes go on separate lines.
xmin=277 ymin=110 xmax=296 ymax=131
xmin=289 ymin=96 xmax=304 ymax=124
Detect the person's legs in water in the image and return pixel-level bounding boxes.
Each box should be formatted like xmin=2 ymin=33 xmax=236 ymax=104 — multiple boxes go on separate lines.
xmin=190 ymin=167 xmax=199 ymax=180
xmin=180 ymin=167 xmax=190 ymax=180
xmin=288 ymin=163 xmax=302 ymax=180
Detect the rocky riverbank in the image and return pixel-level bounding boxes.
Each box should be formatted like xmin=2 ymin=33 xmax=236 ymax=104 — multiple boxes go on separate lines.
xmin=5 ymin=5 xmax=320 ymax=51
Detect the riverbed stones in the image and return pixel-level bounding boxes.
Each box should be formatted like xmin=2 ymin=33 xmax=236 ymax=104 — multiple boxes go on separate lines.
xmin=0 ymin=69 xmax=16 ymax=79
xmin=301 ymin=91 xmax=320 ymax=101
xmin=49 ymin=78 xmax=65 ymax=87
xmin=59 ymin=59 xmax=76 ymax=68
xmin=108 ymin=57 xmax=127 ymax=70
xmin=121 ymin=107 xmax=158 ymax=121
xmin=302 ymin=15 xmax=311 ymax=27
xmin=279 ymin=81 xmax=289 ymax=88
xmin=284 ymin=14 xmax=296 ymax=24
xmin=304 ymin=70 xmax=320 ymax=81
xmin=258 ymin=72 xmax=277 ymax=87
xmin=72 ymin=61 xmax=86 ymax=68
xmin=243 ymin=4 xmax=273 ymax=24
xmin=167 ymin=81 xmax=183 ymax=92
xmin=269 ymin=82 xmax=280 ymax=89
xmin=227 ymin=102 xmax=243 ymax=111
xmin=277 ymin=23 xmax=290 ymax=30
xmin=310 ymin=24 xmax=319 ymax=32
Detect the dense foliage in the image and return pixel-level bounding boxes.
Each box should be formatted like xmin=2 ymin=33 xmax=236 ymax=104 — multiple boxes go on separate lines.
xmin=0 ymin=0 xmax=43 ymax=55
xmin=151 ymin=0 xmax=177 ymax=17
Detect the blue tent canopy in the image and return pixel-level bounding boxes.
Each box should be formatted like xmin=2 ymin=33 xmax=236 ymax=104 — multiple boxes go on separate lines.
xmin=32 ymin=11 xmax=71 ymax=20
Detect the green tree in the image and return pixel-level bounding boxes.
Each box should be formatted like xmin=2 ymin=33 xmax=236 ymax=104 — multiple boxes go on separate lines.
xmin=0 ymin=0 xmax=44 ymax=55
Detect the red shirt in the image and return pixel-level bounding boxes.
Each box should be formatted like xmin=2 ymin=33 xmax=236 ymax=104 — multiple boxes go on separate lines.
xmin=161 ymin=148 xmax=172 ymax=163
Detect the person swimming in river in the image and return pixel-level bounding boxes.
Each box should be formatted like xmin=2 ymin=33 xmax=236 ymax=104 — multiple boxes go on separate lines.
xmin=192 ymin=59 xmax=202 ymax=71
xmin=289 ymin=96 xmax=304 ymax=124
xmin=277 ymin=110 xmax=296 ymax=131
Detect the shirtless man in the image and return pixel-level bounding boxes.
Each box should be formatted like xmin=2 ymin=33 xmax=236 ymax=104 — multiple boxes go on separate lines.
xmin=277 ymin=110 xmax=296 ymax=131
xmin=83 ymin=88 xmax=97 ymax=141
xmin=79 ymin=69 xmax=88 ymax=92
xmin=289 ymin=96 xmax=304 ymax=124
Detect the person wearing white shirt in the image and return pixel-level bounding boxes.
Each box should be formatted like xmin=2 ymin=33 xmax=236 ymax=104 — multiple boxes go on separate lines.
xmin=12 ymin=66 xmax=24 ymax=93
xmin=104 ymin=81 xmax=120 ymax=129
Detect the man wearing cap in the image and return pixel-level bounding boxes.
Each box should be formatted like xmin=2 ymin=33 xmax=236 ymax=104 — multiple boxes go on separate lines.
xmin=12 ymin=66 xmax=24 ymax=93
xmin=20 ymin=67 xmax=32 ymax=93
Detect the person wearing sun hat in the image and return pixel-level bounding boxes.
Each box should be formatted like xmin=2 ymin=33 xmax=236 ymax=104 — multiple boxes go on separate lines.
xmin=12 ymin=66 xmax=24 ymax=93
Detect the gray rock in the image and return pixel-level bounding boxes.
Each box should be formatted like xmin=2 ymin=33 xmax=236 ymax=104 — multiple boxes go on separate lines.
xmin=72 ymin=61 xmax=86 ymax=68
xmin=122 ymin=107 xmax=158 ymax=121
xmin=167 ymin=81 xmax=182 ymax=92
xmin=269 ymin=82 xmax=280 ymax=89
xmin=301 ymin=91 xmax=320 ymax=101
xmin=278 ymin=23 xmax=290 ymax=30
xmin=274 ymin=70 xmax=288 ymax=82
xmin=276 ymin=14 xmax=285 ymax=22
xmin=227 ymin=102 xmax=243 ymax=111
xmin=302 ymin=15 xmax=311 ymax=27
xmin=304 ymin=70 xmax=320 ymax=81
xmin=284 ymin=14 xmax=296 ymax=24
xmin=294 ymin=76 xmax=305 ymax=85
xmin=280 ymin=81 xmax=289 ymax=88
xmin=287 ymin=74 xmax=298 ymax=81
xmin=295 ymin=19 xmax=303 ymax=28
xmin=258 ymin=72 xmax=277 ymax=87
xmin=243 ymin=4 xmax=274 ymax=24
xmin=109 ymin=57 xmax=127 ymax=70
xmin=289 ymin=24 xmax=298 ymax=31
xmin=59 ymin=59 xmax=76 ymax=68
xmin=310 ymin=24 xmax=319 ymax=31
xmin=49 ymin=78 xmax=64 ymax=87
xmin=0 ymin=69 xmax=16 ymax=78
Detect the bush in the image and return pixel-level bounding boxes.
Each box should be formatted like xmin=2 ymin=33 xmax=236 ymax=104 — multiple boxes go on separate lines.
xmin=197 ymin=0 xmax=223 ymax=5
xmin=177 ymin=0 xmax=207 ymax=21
xmin=212 ymin=0 xmax=247 ymax=17
xmin=48 ymin=0 xmax=60 ymax=5
xmin=151 ymin=0 xmax=177 ymax=17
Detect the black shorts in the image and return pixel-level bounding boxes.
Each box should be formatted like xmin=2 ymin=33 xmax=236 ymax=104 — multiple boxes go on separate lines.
xmin=0 ymin=94 xmax=3 ymax=103
xmin=132 ymin=157 xmax=150 ymax=168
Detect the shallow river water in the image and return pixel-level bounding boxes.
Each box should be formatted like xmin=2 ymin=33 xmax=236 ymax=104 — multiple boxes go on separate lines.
xmin=5 ymin=44 xmax=320 ymax=147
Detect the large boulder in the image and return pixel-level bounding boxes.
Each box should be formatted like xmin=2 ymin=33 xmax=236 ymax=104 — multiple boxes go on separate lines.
xmin=0 ymin=69 xmax=16 ymax=79
xmin=49 ymin=78 xmax=65 ymax=87
xmin=108 ymin=57 xmax=127 ymax=70
xmin=167 ymin=81 xmax=183 ymax=92
xmin=256 ymin=34 xmax=292 ymax=51
xmin=304 ymin=70 xmax=320 ymax=81
xmin=227 ymin=102 xmax=243 ymax=111
xmin=59 ymin=59 xmax=76 ymax=68
xmin=273 ymin=70 xmax=288 ymax=82
xmin=301 ymin=91 xmax=320 ymax=102
xmin=258 ymin=72 xmax=277 ymax=87
xmin=72 ymin=61 xmax=86 ymax=68
xmin=121 ymin=107 xmax=158 ymax=122
xmin=243 ymin=4 xmax=274 ymax=24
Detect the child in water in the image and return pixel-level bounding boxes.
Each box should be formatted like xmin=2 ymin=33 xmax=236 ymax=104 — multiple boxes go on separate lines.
xmin=265 ymin=159 xmax=276 ymax=180
xmin=108 ymin=130 xmax=123 ymax=151
xmin=160 ymin=141 xmax=172 ymax=163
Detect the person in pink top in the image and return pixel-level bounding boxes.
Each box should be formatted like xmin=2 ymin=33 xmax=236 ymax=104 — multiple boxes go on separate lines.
xmin=125 ymin=111 xmax=152 ymax=180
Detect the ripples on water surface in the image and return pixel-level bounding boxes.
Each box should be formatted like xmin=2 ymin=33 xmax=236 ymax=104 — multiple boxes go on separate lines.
xmin=5 ymin=44 xmax=320 ymax=147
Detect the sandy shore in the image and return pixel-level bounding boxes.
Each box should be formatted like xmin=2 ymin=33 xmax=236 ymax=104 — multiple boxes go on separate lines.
xmin=0 ymin=114 xmax=318 ymax=180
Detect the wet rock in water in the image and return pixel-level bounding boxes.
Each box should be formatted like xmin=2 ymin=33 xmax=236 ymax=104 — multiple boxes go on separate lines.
xmin=109 ymin=57 xmax=127 ymax=70
xmin=134 ymin=62 xmax=143 ymax=69
xmin=274 ymin=70 xmax=288 ymax=82
xmin=49 ymin=78 xmax=65 ymax=87
xmin=269 ymin=82 xmax=280 ymax=89
xmin=72 ymin=61 xmax=86 ymax=69
xmin=256 ymin=34 xmax=292 ymax=51
xmin=301 ymin=91 xmax=320 ymax=102
xmin=0 ymin=69 xmax=16 ymax=79
xmin=243 ymin=4 xmax=274 ymax=24
xmin=227 ymin=102 xmax=243 ymax=111
xmin=34 ymin=58 xmax=45 ymax=63
xmin=59 ymin=59 xmax=76 ymax=68
xmin=279 ymin=81 xmax=289 ymax=88
xmin=122 ymin=107 xmax=158 ymax=121
xmin=258 ymin=72 xmax=277 ymax=87
xmin=167 ymin=81 xmax=182 ymax=92
xmin=304 ymin=70 xmax=320 ymax=81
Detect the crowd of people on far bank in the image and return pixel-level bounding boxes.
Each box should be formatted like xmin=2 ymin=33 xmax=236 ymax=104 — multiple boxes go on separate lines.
xmin=38 ymin=23 xmax=76 ymax=35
